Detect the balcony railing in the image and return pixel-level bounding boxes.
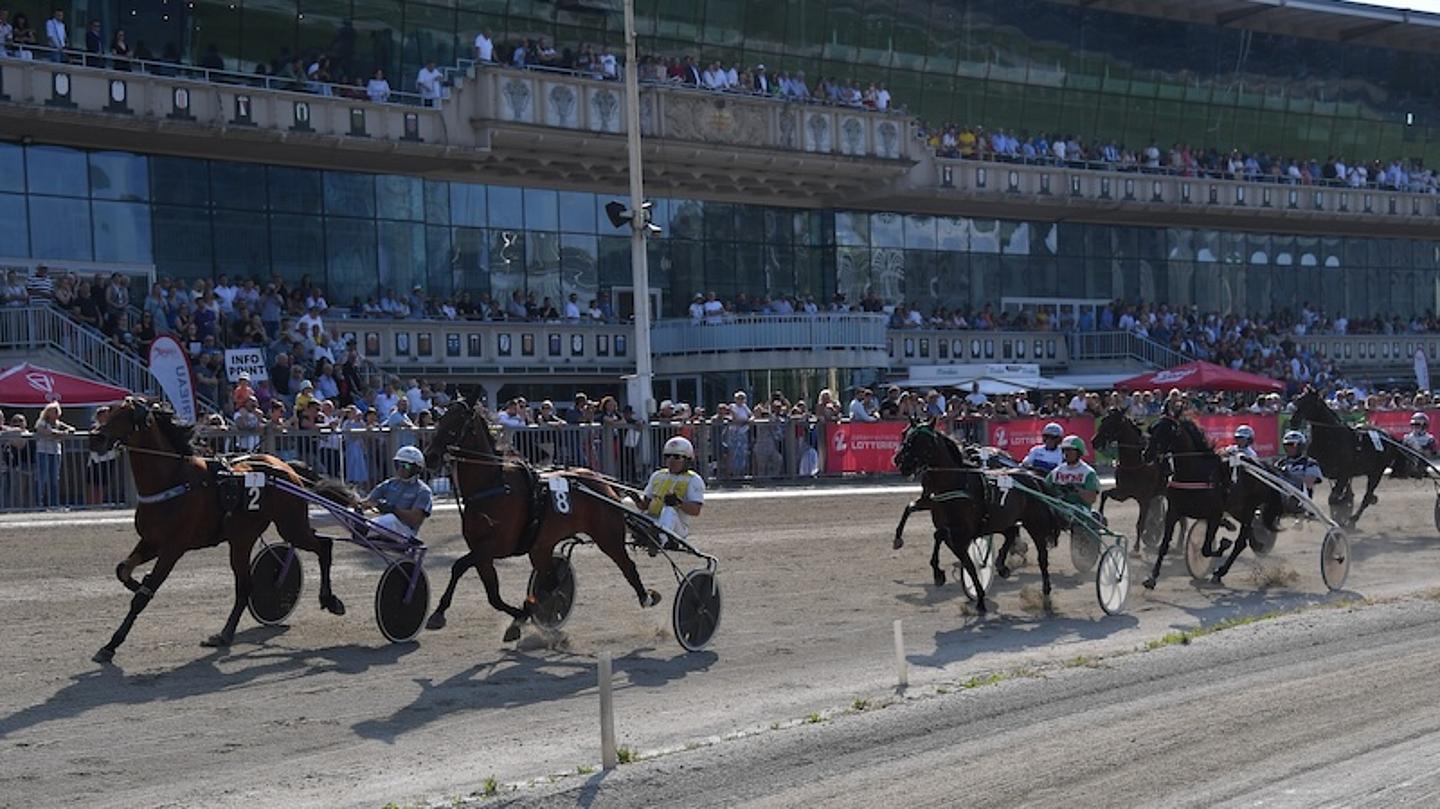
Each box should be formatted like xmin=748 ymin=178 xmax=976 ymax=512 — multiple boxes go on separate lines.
xmin=886 ymin=330 xmax=1068 ymax=367
xmin=651 ymin=314 xmax=889 ymax=356
xmin=1068 ymin=331 xmax=1193 ymax=369
xmin=331 ymin=316 xmax=634 ymax=375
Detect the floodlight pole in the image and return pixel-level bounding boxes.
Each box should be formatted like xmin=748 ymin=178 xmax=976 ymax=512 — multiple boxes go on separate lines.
xmin=623 ymin=0 xmax=654 ymax=418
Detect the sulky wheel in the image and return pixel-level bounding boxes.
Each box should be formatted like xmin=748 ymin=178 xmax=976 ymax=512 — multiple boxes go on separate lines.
xmin=1249 ymin=520 xmax=1277 ymax=556
xmin=247 ymin=543 xmax=303 ymax=626
xmin=1184 ymin=520 xmax=1220 ymax=581
xmin=1141 ymin=497 xmax=1166 ymax=550
xmin=959 ymin=535 xmax=995 ymax=602
xmin=1096 ymin=544 xmax=1130 ymax=616
xmin=526 ymin=555 xmax=577 ymax=631
xmin=1433 ymin=495 xmax=1440 ymax=535
xmin=1070 ymin=526 xmax=1101 ymax=574
xmin=672 ymin=569 xmax=722 ymax=652
xmin=1321 ymin=528 xmax=1350 ymax=592
xmin=374 ymin=559 xmax=429 ymax=643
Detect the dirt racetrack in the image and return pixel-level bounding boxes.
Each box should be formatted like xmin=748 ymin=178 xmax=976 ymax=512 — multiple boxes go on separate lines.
xmin=2 ymin=481 xmax=1438 ymax=808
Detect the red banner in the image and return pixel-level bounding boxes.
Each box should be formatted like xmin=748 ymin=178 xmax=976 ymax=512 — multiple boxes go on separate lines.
xmin=1192 ymin=415 xmax=1281 ymax=457
xmin=825 ymin=421 xmax=908 ymax=474
xmin=1361 ymin=409 xmax=1440 ymax=439
xmin=984 ymin=417 xmax=1096 ymax=462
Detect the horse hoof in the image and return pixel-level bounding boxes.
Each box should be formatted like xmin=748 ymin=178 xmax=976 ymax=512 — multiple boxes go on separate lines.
xmin=425 ymin=612 xmax=447 ymax=631
xmin=503 ymin=623 xmax=523 ymax=643
xmin=1211 ymin=573 xmax=1226 ymax=585
xmin=641 ymin=589 xmax=662 ymax=608
xmin=200 ymin=633 xmax=232 ymax=648
xmin=92 ymin=647 xmax=115 ymax=664
xmin=974 ymin=600 xmax=988 ymax=614
xmin=996 ymin=565 xmax=1011 ymax=580
xmin=321 ymin=594 xmax=346 ymax=616
xmin=1142 ymin=577 xmax=1157 ymax=590
xmin=933 ymin=570 xmax=947 ymax=587
xmin=893 ymin=538 xmax=905 ymax=550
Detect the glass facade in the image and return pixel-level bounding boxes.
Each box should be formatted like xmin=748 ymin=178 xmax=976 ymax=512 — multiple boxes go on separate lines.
xmin=4 ymin=139 xmax=1439 ymax=319
xmin=34 ymin=0 xmax=1440 ymax=162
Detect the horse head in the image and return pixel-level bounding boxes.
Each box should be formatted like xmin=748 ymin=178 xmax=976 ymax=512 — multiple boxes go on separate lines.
xmin=423 ymin=397 xmax=470 ymax=470
xmin=1289 ymin=387 xmax=1333 ymax=431
xmin=894 ymin=418 xmax=948 ymax=477
xmin=1093 ymin=407 xmax=1135 ymax=451
xmin=91 ymin=396 xmax=190 ymax=455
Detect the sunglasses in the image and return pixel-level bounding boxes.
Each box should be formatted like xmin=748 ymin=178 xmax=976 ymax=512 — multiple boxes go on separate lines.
xmin=664 ymin=454 xmax=687 ymax=460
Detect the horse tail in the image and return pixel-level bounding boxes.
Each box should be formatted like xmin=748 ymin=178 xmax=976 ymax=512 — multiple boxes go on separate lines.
xmin=311 ymin=478 xmax=360 ymax=508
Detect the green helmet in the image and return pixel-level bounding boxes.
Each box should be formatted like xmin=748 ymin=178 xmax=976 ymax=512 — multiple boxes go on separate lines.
xmin=1061 ymin=435 xmax=1086 ymax=454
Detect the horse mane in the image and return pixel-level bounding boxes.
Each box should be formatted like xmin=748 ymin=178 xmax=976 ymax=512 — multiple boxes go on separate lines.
xmin=152 ymin=407 xmax=197 ymax=456
xmin=1179 ymin=418 xmax=1212 ymax=451
xmin=1297 ymin=389 xmax=1340 ymax=425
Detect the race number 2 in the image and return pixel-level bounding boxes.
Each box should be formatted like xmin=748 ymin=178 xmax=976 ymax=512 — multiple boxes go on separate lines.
xmin=244 ymin=472 xmax=266 ymax=511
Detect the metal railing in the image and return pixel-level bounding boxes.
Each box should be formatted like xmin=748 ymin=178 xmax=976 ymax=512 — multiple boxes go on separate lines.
xmin=0 ymin=306 xmax=160 ymax=397
xmin=1067 ymin=331 xmax=1193 ymax=369
xmin=4 ymin=43 xmax=433 ymax=106
xmin=651 ymin=314 xmax=889 ymax=356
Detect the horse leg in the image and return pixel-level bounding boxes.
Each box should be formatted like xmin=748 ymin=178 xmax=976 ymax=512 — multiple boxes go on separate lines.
xmin=930 ymin=528 xmax=948 ymax=586
xmin=204 ymin=539 xmax=256 ymax=648
xmin=94 ymin=550 xmax=181 ymax=663
xmin=895 ymin=501 xmax=924 ymax=550
xmin=994 ymin=529 xmax=1017 ymax=580
xmin=1349 ymin=472 xmax=1383 ymax=527
xmin=474 ymin=557 xmax=530 ymax=642
xmin=592 ymin=527 xmax=662 ymax=608
xmin=1144 ymin=512 xmax=1178 ymax=589
xmin=114 ymin=540 xmax=158 ymax=592
xmin=1098 ymin=490 xmax=1111 ymax=515
xmin=1214 ymin=523 xmax=1249 ymax=584
xmin=282 ymin=527 xmax=345 ymax=617
xmin=951 ymin=536 xmax=986 ymax=613
xmin=424 ymin=552 xmax=475 ymax=630
xmin=1035 ymin=526 xmax=1053 ymax=601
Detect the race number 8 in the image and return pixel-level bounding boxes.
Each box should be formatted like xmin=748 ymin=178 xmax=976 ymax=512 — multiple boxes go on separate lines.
xmin=554 ymin=490 xmax=570 ymax=514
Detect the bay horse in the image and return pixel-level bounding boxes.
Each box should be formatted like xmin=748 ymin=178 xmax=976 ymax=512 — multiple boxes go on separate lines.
xmin=892 ymin=420 xmax=1063 ymax=608
xmin=1092 ymin=408 xmax=1167 ymax=548
xmin=421 ymin=399 xmax=660 ymax=642
xmin=1143 ymin=417 xmax=1283 ymax=586
xmin=90 ymin=397 xmax=354 ymax=663
xmin=1287 ymin=388 xmax=1399 ymax=528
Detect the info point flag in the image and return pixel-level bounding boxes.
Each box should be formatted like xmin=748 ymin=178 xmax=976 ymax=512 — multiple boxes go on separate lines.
xmin=148 ymin=335 xmax=198 ymax=424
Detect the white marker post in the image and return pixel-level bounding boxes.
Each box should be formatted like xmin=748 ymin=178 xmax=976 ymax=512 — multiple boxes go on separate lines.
xmin=893 ymin=619 xmax=908 ymax=689
xmin=599 ymin=652 xmax=618 ymax=770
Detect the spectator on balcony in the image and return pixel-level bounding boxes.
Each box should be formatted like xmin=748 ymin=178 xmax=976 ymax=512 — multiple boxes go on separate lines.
xmin=601 ymin=49 xmax=618 ymax=80
xmin=199 ymin=42 xmax=224 ymax=72
xmin=752 ymin=64 xmax=771 ymax=95
xmin=2 ymin=271 xmax=26 ymax=306
xmin=366 ymin=69 xmax=391 ymax=103
xmin=416 ymin=59 xmax=443 ymax=106
xmin=0 ymin=11 xmax=12 ymax=57
xmin=474 ymin=29 xmax=494 ymax=63
xmin=44 ymin=9 xmax=65 ymax=62
xmin=875 ymin=82 xmax=890 ymax=111
xmin=83 ymin=18 xmax=102 ymax=66
xmin=702 ymin=61 xmax=725 ymax=90
xmin=104 ymin=273 xmax=129 ymax=318
xmin=10 ymin=13 xmax=35 ymax=60
xmin=109 ymin=29 xmax=130 ymax=70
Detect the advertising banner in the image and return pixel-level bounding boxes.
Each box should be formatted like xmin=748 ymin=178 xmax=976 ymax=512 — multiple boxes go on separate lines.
xmin=1192 ymin=414 xmax=1281 ymax=457
xmin=824 ymin=421 xmax=908 ymax=474
xmin=224 ymin=348 xmax=269 ymax=383
xmin=148 ymin=335 xmax=197 ymax=424
xmin=984 ymin=417 xmax=1096 ymax=462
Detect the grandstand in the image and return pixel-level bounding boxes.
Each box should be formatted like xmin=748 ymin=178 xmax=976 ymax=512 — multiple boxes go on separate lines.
xmin=3 ymin=0 xmax=1440 ymax=409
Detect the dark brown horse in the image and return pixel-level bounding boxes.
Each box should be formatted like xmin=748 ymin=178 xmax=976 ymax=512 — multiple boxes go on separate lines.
xmin=90 ymin=397 xmax=354 ymax=663
xmin=421 ymin=399 xmax=660 ymax=641
xmin=1092 ymin=408 xmax=1167 ymax=548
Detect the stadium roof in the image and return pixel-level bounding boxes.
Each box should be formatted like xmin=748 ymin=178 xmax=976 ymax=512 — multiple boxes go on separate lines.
xmin=1055 ymin=0 xmax=1440 ymax=51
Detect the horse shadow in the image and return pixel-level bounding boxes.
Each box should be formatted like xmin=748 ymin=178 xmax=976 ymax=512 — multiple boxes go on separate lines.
xmin=0 ymin=627 xmax=417 ymax=741
xmin=1348 ymin=532 xmax=1438 ymax=565
xmin=1146 ymin=586 xmax=1350 ymax=632
xmin=351 ymin=646 xmax=717 ymax=744
xmin=908 ymin=610 xmax=1140 ymax=671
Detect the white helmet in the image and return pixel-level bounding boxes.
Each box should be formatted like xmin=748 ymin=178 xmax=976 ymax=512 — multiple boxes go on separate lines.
xmin=1282 ymin=430 xmax=1307 ymax=447
xmin=393 ymin=445 xmax=425 ymax=466
xmin=662 ymin=436 xmax=694 ymax=459
xmin=1234 ymin=425 xmax=1254 ymax=441
xmin=1042 ymin=422 xmax=1064 ymax=438
xmin=1412 ymin=412 xmax=1429 ymax=426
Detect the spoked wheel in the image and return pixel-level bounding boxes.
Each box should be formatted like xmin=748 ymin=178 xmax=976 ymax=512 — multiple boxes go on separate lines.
xmin=374 ymin=559 xmax=429 ymax=643
xmin=959 ymin=535 xmax=995 ymax=602
xmin=1096 ymin=545 xmax=1130 ymax=615
xmin=1249 ymin=521 xmax=1277 ymax=556
xmin=1140 ymin=497 xmax=1166 ymax=550
xmin=247 ymin=543 xmax=303 ymax=626
xmin=672 ymin=569 xmax=722 ymax=652
xmin=1070 ymin=526 xmax=1101 ymax=574
xmin=1184 ymin=521 xmax=1220 ymax=580
xmin=527 ymin=555 xmax=578 ymax=630
xmin=1432 ymin=494 xmax=1440 ymax=535
xmin=1321 ymin=528 xmax=1350 ymax=592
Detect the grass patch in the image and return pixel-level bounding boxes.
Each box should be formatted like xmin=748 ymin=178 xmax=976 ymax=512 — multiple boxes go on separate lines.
xmin=851 ymin=698 xmax=869 ymax=712
xmin=481 ymin=776 xmax=498 ymax=797
xmin=576 ymin=765 xmax=595 ymax=775
xmin=616 ymin=746 xmax=634 ymax=765
xmin=1146 ymin=610 xmax=1285 ymax=651
xmin=1063 ymin=654 xmax=1099 ymax=668
xmin=936 ymin=686 xmax=950 ymax=694
xmin=770 ymin=721 xmax=780 ymax=730
xmin=962 ymin=672 xmax=1005 ymax=689
xmin=804 ymin=712 xmax=824 ymax=724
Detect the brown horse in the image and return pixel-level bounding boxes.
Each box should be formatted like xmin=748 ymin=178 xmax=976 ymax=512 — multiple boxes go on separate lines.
xmin=90 ymin=397 xmax=353 ymax=663
xmin=421 ymin=399 xmax=660 ymax=642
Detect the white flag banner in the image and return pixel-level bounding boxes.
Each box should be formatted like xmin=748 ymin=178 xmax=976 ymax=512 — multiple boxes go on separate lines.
xmin=1417 ymin=348 xmax=1430 ymax=393
xmin=149 ymin=335 xmax=198 ymax=424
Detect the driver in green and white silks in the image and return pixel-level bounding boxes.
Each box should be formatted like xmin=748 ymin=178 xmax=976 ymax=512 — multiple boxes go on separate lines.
xmin=1046 ymin=435 xmax=1103 ymax=525
xmin=1277 ymin=430 xmax=1323 ymax=498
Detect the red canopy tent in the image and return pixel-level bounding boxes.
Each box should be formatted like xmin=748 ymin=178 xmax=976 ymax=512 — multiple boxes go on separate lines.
xmin=0 ymin=363 xmax=133 ymax=407
xmin=1114 ymin=361 xmax=1284 ymax=393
